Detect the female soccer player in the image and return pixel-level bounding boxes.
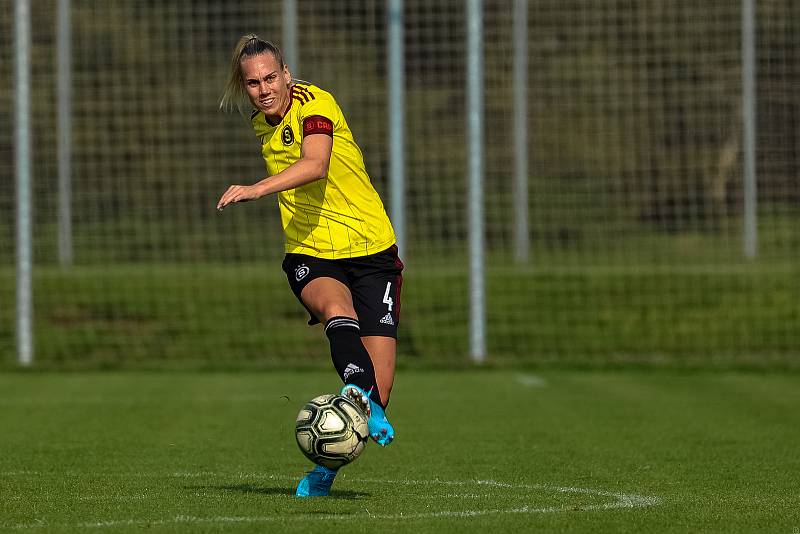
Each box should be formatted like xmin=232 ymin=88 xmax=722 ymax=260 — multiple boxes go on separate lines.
xmin=217 ymin=35 xmax=403 ymax=497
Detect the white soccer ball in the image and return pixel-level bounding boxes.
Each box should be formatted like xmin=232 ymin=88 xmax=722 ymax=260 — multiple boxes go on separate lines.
xmin=295 ymin=394 xmax=370 ymax=469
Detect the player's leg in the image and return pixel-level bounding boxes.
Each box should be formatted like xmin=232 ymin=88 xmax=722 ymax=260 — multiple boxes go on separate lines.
xmin=282 ymin=256 xmax=382 ymax=496
xmin=295 ymin=272 xmax=393 ymax=448
xmin=342 ymin=335 xmax=396 ymax=446
xmin=361 ymin=336 xmax=396 ymax=406
xmin=343 ymin=245 xmax=404 ymax=446
xmin=300 ymin=277 xmax=382 ymax=399
xmin=293 ymin=279 xmax=378 ymax=497
xmin=282 ymin=255 xmax=383 ymax=399
xmin=301 ymin=277 xmax=394 ymax=445
xmin=299 ymin=275 xmax=356 ymax=320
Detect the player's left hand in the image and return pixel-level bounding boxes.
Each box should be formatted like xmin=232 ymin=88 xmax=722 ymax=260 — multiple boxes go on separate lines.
xmin=216 ymin=184 xmax=261 ymax=211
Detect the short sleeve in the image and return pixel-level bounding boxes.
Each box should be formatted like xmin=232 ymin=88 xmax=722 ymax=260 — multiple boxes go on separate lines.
xmin=295 ymin=88 xmax=337 ymax=138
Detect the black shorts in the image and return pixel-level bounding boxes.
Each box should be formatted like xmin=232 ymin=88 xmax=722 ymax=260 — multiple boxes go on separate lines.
xmin=281 ymin=245 xmax=404 ymax=337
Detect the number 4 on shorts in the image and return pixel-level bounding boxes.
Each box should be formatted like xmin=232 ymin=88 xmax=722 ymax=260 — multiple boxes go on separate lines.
xmin=383 ymin=282 xmax=393 ymax=311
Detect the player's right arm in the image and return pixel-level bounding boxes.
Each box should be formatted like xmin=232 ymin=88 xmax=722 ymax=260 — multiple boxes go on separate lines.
xmin=216 ymin=132 xmax=332 ymax=210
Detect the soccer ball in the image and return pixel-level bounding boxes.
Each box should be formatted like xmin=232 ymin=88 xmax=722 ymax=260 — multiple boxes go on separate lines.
xmin=295 ymin=394 xmax=369 ymax=469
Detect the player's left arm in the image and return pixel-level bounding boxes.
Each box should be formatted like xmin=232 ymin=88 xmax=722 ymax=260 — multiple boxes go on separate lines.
xmin=216 ymin=125 xmax=333 ymax=210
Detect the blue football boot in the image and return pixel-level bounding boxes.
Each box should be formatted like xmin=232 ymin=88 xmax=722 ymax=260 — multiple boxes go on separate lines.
xmin=295 ymin=465 xmax=338 ymax=497
xmin=341 ymin=384 xmax=395 ymax=446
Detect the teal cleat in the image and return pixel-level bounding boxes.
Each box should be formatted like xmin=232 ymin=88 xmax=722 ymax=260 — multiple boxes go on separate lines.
xmin=295 ymin=465 xmax=338 ymax=497
xmin=341 ymin=384 xmax=395 ymax=446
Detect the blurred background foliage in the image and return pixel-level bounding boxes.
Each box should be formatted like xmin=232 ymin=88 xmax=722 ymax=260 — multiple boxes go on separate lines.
xmin=0 ymin=1 xmax=797 ymax=367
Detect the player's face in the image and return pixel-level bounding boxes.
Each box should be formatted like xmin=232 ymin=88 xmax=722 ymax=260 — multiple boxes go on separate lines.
xmin=240 ymin=52 xmax=291 ymax=121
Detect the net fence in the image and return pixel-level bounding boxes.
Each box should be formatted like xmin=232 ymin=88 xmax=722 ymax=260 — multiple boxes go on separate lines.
xmin=1 ymin=0 xmax=798 ymax=368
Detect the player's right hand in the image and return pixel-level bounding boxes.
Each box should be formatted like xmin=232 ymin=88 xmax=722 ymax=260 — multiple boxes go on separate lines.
xmin=216 ymin=184 xmax=260 ymax=211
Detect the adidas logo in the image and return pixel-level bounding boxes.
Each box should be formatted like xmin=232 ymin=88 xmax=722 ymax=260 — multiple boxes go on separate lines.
xmin=380 ymin=313 xmax=394 ymax=326
xmin=343 ymin=363 xmax=363 ymax=380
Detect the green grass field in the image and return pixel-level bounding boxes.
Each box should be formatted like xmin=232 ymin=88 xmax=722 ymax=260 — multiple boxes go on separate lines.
xmin=2 ymin=370 xmax=799 ymax=533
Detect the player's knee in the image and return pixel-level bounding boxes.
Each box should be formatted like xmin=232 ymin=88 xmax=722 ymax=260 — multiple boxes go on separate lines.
xmin=323 ymin=306 xmax=357 ymax=322
xmin=317 ymin=302 xmax=357 ymax=322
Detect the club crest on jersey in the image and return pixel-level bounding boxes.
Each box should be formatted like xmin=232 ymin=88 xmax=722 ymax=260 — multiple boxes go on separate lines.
xmin=281 ymin=125 xmax=295 ymax=146
xmin=295 ymin=264 xmax=310 ymax=281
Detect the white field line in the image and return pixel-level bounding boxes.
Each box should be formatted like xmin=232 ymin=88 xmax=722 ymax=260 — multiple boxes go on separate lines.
xmin=2 ymin=473 xmax=660 ymax=530
xmin=5 ymin=495 xmax=151 ymax=503
xmin=515 ymin=373 xmax=547 ymax=388
xmin=0 ymin=395 xmax=267 ymax=406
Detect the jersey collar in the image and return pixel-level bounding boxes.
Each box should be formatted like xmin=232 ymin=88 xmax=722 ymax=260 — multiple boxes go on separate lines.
xmin=264 ymin=89 xmax=293 ymax=127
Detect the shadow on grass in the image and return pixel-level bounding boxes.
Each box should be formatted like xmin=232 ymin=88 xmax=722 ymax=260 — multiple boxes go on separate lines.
xmin=187 ymin=483 xmax=370 ymax=500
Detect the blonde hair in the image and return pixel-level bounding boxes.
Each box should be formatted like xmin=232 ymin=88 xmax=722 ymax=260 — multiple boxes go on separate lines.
xmin=219 ymin=34 xmax=286 ymax=115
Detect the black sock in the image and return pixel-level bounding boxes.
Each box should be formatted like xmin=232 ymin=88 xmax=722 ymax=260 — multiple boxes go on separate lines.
xmin=324 ymin=316 xmax=380 ymax=403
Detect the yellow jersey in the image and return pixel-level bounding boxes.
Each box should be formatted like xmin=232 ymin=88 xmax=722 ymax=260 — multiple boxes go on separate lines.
xmin=251 ymin=83 xmax=396 ymax=259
